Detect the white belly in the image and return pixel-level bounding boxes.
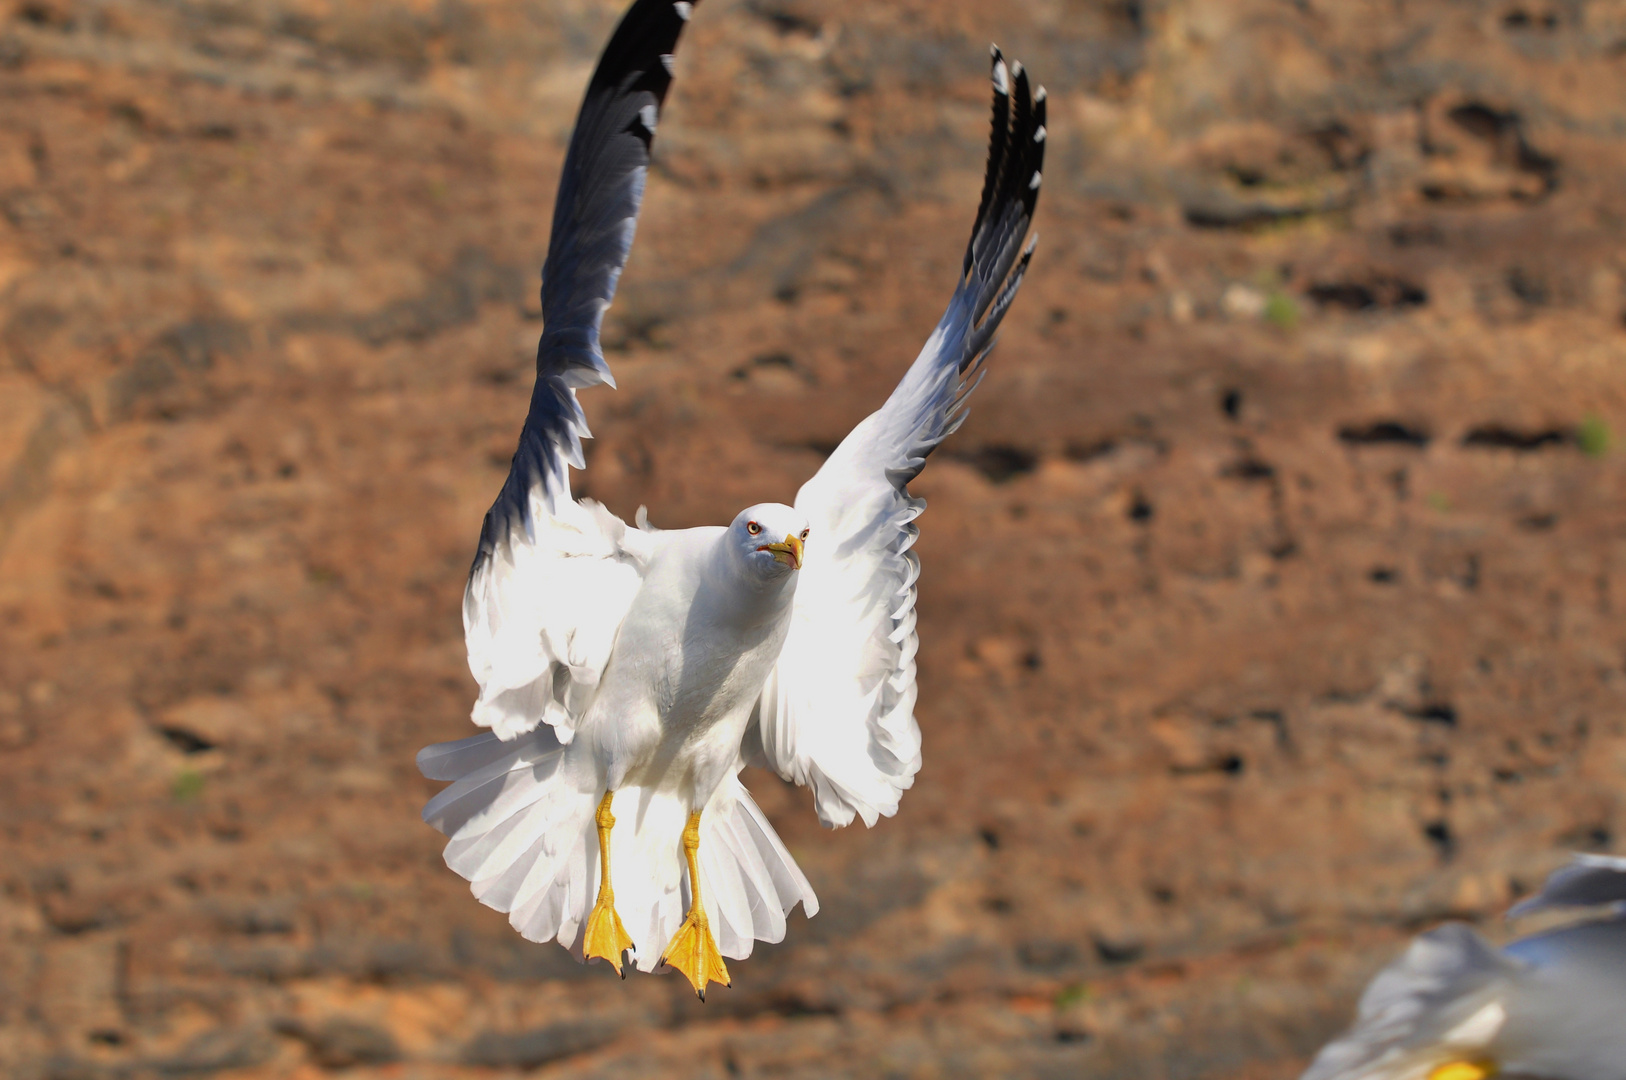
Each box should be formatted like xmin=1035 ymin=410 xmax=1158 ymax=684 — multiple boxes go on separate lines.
xmin=577 ymin=537 xmax=794 ymax=807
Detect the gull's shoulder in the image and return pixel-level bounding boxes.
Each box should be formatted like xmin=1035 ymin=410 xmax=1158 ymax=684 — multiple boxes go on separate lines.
xmin=643 ymin=523 xmax=728 ymax=573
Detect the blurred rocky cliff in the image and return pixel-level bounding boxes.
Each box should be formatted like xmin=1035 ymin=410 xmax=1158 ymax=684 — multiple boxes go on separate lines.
xmin=3 ymin=0 xmax=1626 ymax=1077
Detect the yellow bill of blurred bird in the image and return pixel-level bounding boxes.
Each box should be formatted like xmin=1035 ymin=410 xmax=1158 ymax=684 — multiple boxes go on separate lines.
xmin=415 ymin=0 xmax=1045 ymax=998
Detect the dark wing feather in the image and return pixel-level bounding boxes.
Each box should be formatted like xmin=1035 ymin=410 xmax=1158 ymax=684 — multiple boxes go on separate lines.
xmin=802 ymin=46 xmax=1044 ymax=501
xmin=474 ymin=0 xmax=697 ymax=574
xmin=957 ymin=49 xmax=1044 ymax=401
xmin=1508 ymin=854 xmax=1626 ymax=919
xmin=873 ymin=46 xmax=1047 ymax=495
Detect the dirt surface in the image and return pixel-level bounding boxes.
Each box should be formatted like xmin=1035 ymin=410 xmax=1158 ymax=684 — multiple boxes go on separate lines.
xmin=4 ymin=0 xmax=1626 ymax=1077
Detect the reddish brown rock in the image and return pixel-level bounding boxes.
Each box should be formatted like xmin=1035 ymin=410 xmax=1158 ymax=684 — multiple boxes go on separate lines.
xmin=4 ymin=1 xmax=1626 ymax=1077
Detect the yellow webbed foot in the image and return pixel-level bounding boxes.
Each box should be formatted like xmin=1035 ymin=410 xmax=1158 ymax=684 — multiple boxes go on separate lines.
xmin=584 ymin=790 xmax=634 ymax=976
xmin=660 ymin=907 xmax=731 ymax=1000
xmin=583 ymin=894 xmax=635 ymax=977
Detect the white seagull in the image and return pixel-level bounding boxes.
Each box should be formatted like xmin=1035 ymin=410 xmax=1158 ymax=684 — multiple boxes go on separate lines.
xmin=417 ymin=0 xmax=1044 ymax=998
xmin=1302 ymin=854 xmax=1626 ymax=1080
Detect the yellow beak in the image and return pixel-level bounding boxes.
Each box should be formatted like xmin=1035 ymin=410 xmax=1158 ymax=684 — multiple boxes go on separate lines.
xmin=758 ymin=534 xmax=804 ymax=570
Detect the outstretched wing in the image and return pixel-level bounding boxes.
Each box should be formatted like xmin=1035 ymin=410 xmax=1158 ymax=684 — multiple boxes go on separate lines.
xmin=463 ymin=0 xmax=697 ymax=742
xmin=1507 ymin=853 xmax=1626 ymax=918
xmin=750 ymin=50 xmax=1046 ymax=827
xmin=1302 ymin=923 xmax=1521 ymax=1080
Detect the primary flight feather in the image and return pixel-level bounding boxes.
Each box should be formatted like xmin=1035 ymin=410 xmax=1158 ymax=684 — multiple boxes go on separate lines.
xmin=418 ymin=0 xmax=1045 ymax=998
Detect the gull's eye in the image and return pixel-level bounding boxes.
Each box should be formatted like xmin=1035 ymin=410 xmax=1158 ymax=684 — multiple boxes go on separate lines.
xmin=746 ymin=521 xmax=762 ymax=536
xmin=800 ymin=529 xmax=810 ymax=540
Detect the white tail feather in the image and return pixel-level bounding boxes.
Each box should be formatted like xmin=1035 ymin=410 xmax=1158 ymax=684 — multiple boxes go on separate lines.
xmin=419 ymin=732 xmax=818 ymax=971
xmin=700 ymin=780 xmax=820 ymax=960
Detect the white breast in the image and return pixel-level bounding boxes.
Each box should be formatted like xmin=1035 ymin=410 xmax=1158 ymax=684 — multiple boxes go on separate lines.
xmin=581 ymin=526 xmax=797 ymax=802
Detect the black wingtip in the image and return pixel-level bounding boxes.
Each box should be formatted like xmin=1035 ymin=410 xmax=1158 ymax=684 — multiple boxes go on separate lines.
xmin=479 ymin=0 xmax=706 ymax=578
xmin=585 ymin=0 xmax=704 ymax=150
xmin=1027 ymin=88 xmax=1047 ymax=217
xmin=966 ymin=48 xmax=1014 ymax=275
xmin=959 ymin=46 xmax=1045 ymax=325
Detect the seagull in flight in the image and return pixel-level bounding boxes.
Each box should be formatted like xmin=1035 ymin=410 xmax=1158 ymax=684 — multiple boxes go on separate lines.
xmin=417 ymin=0 xmax=1044 ymax=998
xmin=1302 ymin=854 xmax=1626 ymax=1080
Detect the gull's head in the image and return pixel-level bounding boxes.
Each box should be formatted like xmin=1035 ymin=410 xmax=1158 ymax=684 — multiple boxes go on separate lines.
xmin=729 ymin=503 xmax=808 ymax=576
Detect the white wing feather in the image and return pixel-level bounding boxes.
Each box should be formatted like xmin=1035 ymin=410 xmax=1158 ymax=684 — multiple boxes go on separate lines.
xmin=1301 ymin=924 xmax=1519 ymax=1080
xmin=464 ymin=494 xmax=653 ymax=742
xmin=751 ymin=53 xmax=1045 ymax=828
xmin=755 ymin=417 xmax=930 ymax=827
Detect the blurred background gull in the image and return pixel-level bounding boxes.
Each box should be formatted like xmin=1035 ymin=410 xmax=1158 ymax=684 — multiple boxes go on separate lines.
xmin=5 ymin=0 xmax=1626 ymax=1078
xmin=1304 ymin=855 xmax=1626 ymax=1080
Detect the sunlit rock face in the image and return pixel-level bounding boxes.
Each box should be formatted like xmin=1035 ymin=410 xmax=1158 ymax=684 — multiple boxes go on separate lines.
xmin=4 ymin=1 xmax=1626 ymax=1077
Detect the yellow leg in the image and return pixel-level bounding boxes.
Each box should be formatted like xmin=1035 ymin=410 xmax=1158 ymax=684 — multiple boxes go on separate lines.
xmin=582 ymin=791 xmax=635 ymax=976
xmin=659 ymin=811 xmax=731 ymax=999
